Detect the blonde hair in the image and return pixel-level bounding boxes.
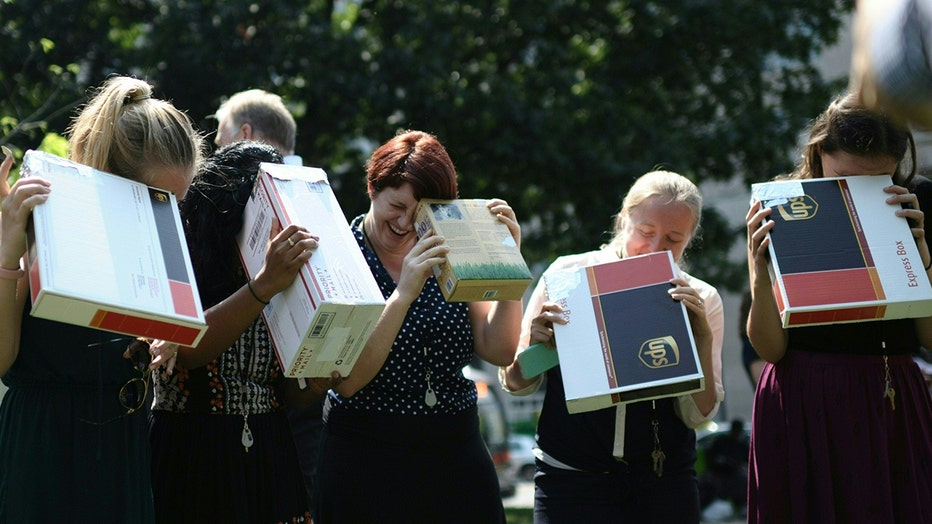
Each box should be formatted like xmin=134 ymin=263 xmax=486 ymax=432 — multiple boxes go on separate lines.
xmin=606 ymin=170 xmax=703 ymax=257
xmin=68 ymin=76 xmax=204 ymax=185
xmin=214 ymin=89 xmax=296 ymax=156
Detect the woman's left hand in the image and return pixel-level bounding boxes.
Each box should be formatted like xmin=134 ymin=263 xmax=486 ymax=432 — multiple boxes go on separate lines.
xmin=669 ymin=276 xmax=712 ymax=339
xmin=487 ymin=198 xmax=521 ymax=251
xmin=148 ymin=339 xmax=179 ymax=374
xmin=885 ymin=184 xmax=931 ymax=268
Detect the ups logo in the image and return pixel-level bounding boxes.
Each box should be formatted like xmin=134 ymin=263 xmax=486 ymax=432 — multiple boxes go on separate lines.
xmin=153 ymin=192 xmax=169 ymax=203
xmin=775 ymin=195 xmax=818 ymax=221
xmin=638 ymin=336 xmax=680 ymax=369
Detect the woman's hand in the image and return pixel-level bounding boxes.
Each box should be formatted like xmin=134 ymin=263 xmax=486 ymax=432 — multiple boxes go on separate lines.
xmin=487 ymin=198 xmax=521 ymax=251
xmin=249 ymin=223 xmax=319 ymax=303
xmin=147 ymin=339 xmax=179 ymax=374
xmin=394 ymin=229 xmax=450 ymax=305
xmin=280 ymin=371 xmax=344 ymax=408
xmin=668 ymin=277 xmax=712 ymax=339
xmin=885 ymin=184 xmax=930 ymax=268
xmin=744 ymin=200 xmax=788 ymax=362
xmin=528 ymin=302 xmax=566 ymax=349
xmin=1 ymin=157 xmax=51 ymax=268
xmin=746 ymin=200 xmax=775 ymax=289
xmin=502 ymin=302 xmax=564 ymax=391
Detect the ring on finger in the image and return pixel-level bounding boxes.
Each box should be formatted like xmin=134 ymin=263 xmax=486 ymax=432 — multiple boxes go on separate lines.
xmin=697 ymin=298 xmax=704 ymax=307
xmin=288 ymin=237 xmax=296 ymax=247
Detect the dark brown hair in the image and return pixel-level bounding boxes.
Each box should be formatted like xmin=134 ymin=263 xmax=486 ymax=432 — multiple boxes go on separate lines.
xmin=790 ymin=91 xmax=916 ymax=185
xmin=366 ymin=130 xmax=458 ymax=200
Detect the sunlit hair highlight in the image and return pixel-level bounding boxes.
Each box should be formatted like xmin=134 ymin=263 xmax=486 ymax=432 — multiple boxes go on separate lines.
xmin=67 ymin=76 xmax=205 ymax=185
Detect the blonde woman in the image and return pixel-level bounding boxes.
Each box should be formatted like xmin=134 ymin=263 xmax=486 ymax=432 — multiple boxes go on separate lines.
xmin=501 ymin=170 xmax=724 ymax=523
xmin=0 ymin=76 xmax=204 ymax=523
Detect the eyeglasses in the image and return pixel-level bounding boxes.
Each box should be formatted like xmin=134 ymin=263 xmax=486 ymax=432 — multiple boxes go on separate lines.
xmin=80 ymin=338 xmax=152 ymax=426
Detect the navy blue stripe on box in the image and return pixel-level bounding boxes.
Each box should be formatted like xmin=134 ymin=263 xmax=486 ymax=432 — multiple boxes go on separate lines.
xmin=768 ymin=180 xmax=865 ymax=274
xmin=148 ymin=188 xmax=189 ymax=284
xmin=600 ymin=282 xmax=698 ymax=387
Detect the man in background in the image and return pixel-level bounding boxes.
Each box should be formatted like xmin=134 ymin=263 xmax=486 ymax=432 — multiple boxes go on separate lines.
xmin=214 ymin=89 xmax=303 ymax=165
xmin=213 ymin=89 xmax=322 ymax=514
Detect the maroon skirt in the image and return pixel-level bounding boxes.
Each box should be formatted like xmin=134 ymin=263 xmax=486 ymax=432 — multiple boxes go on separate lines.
xmin=748 ymin=350 xmax=932 ymax=524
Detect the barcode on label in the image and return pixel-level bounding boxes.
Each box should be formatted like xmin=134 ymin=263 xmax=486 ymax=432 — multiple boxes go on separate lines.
xmin=248 ymin=208 xmax=268 ymax=251
xmin=482 ymin=290 xmax=498 ymax=299
xmin=310 ymin=312 xmax=336 ymax=338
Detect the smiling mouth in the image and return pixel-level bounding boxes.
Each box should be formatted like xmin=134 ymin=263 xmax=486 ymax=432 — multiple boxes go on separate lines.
xmin=389 ymin=223 xmax=409 ymax=236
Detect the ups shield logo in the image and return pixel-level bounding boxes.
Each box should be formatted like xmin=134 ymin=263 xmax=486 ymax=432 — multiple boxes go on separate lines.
xmin=638 ymin=336 xmax=680 ymax=369
xmin=153 ymin=192 xmax=169 ymax=203
xmin=775 ymin=195 xmax=818 ymax=221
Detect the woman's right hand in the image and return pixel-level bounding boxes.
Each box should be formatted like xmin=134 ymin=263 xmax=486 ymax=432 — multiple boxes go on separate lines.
xmin=745 ymin=200 xmax=775 ymax=289
xmin=745 ymin=199 xmax=788 ymax=362
xmin=394 ymin=229 xmax=450 ymax=305
xmin=1 ymin=157 xmax=51 ymax=268
xmin=528 ymin=302 xmax=567 ymax=349
xmin=249 ymin=223 xmax=318 ymax=302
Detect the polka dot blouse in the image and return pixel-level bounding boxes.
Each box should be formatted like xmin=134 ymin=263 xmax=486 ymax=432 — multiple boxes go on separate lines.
xmin=326 ymin=215 xmax=478 ymax=415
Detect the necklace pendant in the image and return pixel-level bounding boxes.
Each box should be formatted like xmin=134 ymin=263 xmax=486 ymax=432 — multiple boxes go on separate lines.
xmin=241 ymin=415 xmax=254 ymax=452
xmin=425 ymin=387 xmax=437 ymax=407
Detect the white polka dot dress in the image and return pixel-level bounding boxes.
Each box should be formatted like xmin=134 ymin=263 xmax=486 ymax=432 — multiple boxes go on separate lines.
xmin=326 ymin=215 xmax=478 ymax=415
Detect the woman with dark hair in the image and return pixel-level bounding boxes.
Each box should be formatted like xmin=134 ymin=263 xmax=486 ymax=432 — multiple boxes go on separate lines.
xmin=315 ymin=130 xmax=523 ymax=523
xmin=746 ymin=92 xmax=932 ymax=523
xmin=148 ymin=141 xmax=336 ymax=523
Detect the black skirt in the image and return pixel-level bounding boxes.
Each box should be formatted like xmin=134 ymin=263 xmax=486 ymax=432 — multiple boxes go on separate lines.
xmin=315 ymin=404 xmax=505 ymax=524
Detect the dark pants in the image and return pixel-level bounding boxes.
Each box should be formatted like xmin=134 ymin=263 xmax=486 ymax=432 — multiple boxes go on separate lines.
xmin=533 ymin=460 xmax=700 ymax=524
xmin=284 ymin=399 xmax=325 ymax=519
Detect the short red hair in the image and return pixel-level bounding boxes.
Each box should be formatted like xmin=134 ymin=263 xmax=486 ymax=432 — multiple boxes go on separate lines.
xmin=366 ymin=130 xmax=458 ymax=200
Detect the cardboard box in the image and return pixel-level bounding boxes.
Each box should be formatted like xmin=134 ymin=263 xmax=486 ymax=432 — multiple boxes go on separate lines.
xmin=21 ymin=150 xmax=207 ymax=346
xmin=414 ymin=199 xmax=532 ymax=301
xmin=753 ymin=175 xmax=932 ymax=327
xmin=237 ymin=163 xmax=385 ymax=378
xmin=547 ymin=252 xmax=704 ymax=414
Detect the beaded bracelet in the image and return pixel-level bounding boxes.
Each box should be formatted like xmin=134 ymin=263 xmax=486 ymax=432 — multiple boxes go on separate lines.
xmin=247 ymin=279 xmax=269 ymax=305
xmin=0 ymin=260 xmax=25 ymax=280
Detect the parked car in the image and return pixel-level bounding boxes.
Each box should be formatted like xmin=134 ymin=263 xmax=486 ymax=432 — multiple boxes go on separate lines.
xmin=507 ymin=433 xmax=538 ymax=481
xmin=463 ymin=365 xmax=517 ymax=498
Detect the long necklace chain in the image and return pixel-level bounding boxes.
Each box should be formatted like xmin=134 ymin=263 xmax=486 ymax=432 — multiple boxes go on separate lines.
xmin=240 ymin=321 xmax=256 ymax=452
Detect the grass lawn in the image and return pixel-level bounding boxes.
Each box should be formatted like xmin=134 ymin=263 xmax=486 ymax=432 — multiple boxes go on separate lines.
xmin=505 ymin=507 xmax=533 ymax=524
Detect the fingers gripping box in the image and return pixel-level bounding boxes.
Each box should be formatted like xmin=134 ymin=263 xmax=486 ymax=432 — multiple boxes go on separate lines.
xmin=753 ymin=175 xmax=932 ymax=327
xmin=414 ymin=199 xmax=532 ymax=302
xmin=236 ymin=163 xmax=385 ymax=378
xmin=22 ymin=150 xmax=207 ymax=346
xmin=547 ymin=252 xmax=704 ymax=414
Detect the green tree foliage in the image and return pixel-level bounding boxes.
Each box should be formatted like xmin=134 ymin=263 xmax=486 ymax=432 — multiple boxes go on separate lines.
xmin=0 ymin=0 xmax=853 ymax=291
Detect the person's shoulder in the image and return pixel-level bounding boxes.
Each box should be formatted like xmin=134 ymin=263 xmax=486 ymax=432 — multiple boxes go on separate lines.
xmin=546 ymin=249 xmax=612 ymax=272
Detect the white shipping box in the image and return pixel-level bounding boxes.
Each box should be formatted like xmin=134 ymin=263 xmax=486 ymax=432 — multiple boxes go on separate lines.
xmin=548 ymin=252 xmax=704 ymax=414
xmin=237 ymin=163 xmax=385 ymax=378
xmin=21 ymin=150 xmax=207 ymax=346
xmin=753 ymin=175 xmax=932 ymax=327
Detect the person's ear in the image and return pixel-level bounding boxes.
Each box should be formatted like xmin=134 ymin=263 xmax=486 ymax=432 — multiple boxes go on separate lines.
xmin=240 ymin=123 xmax=253 ymax=141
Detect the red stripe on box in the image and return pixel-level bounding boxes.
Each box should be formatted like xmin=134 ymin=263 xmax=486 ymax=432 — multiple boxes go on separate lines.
xmin=838 ymin=179 xmax=875 ymax=268
xmin=28 ymin=258 xmax=41 ymax=304
xmin=587 ymin=253 xmax=674 ymax=296
xmin=772 ymin=277 xmax=786 ymax=314
xmin=91 ymin=311 xmax=202 ymax=345
xmin=169 ymin=280 xmax=198 ymax=317
xmin=788 ymin=305 xmax=886 ymax=326
xmin=591 ymin=295 xmax=618 ymax=388
xmin=260 ymin=174 xmax=321 ymax=306
xmin=782 ymin=268 xmax=881 ymax=307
